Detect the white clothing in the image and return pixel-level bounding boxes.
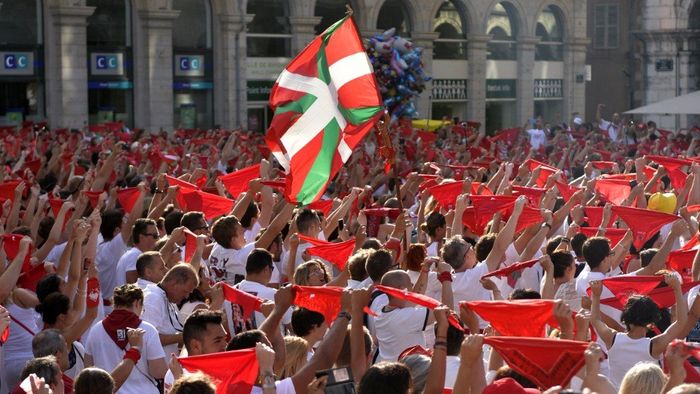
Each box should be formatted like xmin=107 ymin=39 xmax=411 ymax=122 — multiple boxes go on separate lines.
xmin=96 ymin=233 xmax=128 ymax=300
xmin=608 ymin=333 xmax=659 ymax=389
xmin=526 ymin=128 xmax=547 ymax=149
xmin=209 ymin=242 xmax=255 ymax=285
xmin=0 ymin=304 xmax=39 ymax=393
xmin=179 ymin=301 xmax=207 ymax=323
xmin=116 ymin=247 xmax=143 ymax=287
xmin=452 ymin=263 xmax=492 ymax=328
xmin=346 ymin=279 xmax=364 ymax=289
xmin=137 ymin=278 xmax=156 ymax=292
xmin=444 ymin=355 xmax=461 ymax=389
xmin=244 ymin=222 xmax=262 ymax=244
xmin=85 ymin=319 xmax=165 ymax=394
xmin=599 ymin=119 xmax=620 ymax=142
xmin=250 ymin=377 xmax=296 ymax=394
xmin=366 ymin=291 xmax=389 ymax=339
xmin=575 ymin=269 xmax=622 ymax=323
xmin=64 ymin=341 xmax=86 ymax=379
xmin=407 ymin=270 xmax=442 ymax=301
xmin=45 ymin=242 xmax=68 ymax=264
xmin=375 ymin=306 xmax=430 ymax=362
xmin=426 ymin=242 xmax=439 ymax=257
xmin=554 ymin=279 xmax=581 ymax=311
xmin=236 ymin=280 xmax=292 ymax=327
xmin=141 ymin=284 xmax=183 ymax=361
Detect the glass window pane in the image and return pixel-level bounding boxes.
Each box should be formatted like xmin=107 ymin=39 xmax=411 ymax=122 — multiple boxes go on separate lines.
xmin=246 ymin=37 xmax=290 ymax=57
xmin=173 ymin=0 xmax=210 ymax=49
xmin=377 ymin=0 xmax=409 ymax=35
xmin=0 ymin=0 xmax=39 ymax=46
xmin=594 ymin=5 xmax=606 ymax=27
xmin=247 ymin=0 xmax=290 ymax=34
xmin=594 ymin=26 xmax=606 ymax=48
xmin=314 ymin=0 xmax=349 ymax=35
xmin=87 ymin=0 xmax=128 ymax=47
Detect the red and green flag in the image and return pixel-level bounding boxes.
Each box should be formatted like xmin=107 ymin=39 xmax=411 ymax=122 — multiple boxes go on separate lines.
xmin=265 ymin=15 xmax=383 ymax=205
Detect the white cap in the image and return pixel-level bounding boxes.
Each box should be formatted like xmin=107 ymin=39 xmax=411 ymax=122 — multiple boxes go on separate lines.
xmin=573 ymin=117 xmax=583 ymax=126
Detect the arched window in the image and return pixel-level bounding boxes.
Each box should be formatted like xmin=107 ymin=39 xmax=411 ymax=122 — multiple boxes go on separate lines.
xmin=376 ymin=0 xmax=410 ymax=36
xmin=87 ymin=0 xmax=130 ymax=47
xmin=486 ymin=2 xmax=518 ymax=60
xmin=535 ymin=5 xmax=564 ymax=61
xmin=173 ymin=0 xmax=211 ymax=49
xmin=0 ymin=0 xmax=41 ymax=46
xmin=433 ymin=0 xmax=468 ymax=60
xmin=247 ymin=0 xmax=291 ymax=57
xmin=315 ymin=0 xmax=353 ymax=35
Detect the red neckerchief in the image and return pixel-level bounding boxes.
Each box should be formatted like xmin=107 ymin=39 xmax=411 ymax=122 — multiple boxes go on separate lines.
xmin=101 ymin=309 xmax=141 ymax=350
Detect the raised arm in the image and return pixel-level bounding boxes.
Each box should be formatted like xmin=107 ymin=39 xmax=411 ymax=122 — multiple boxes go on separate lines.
xmin=651 ymin=274 xmax=687 ymax=358
xmin=423 ymin=307 xmax=449 ymax=394
xmin=635 ymin=219 xmax=686 ymax=276
xmin=484 ymin=196 xmax=526 ymax=272
xmin=0 ymin=236 xmax=32 ymax=303
xmin=589 ymin=280 xmax=616 ymax=348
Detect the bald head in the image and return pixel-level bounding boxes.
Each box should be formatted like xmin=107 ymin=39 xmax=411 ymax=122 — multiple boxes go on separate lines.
xmin=380 ymin=270 xmax=411 ymax=290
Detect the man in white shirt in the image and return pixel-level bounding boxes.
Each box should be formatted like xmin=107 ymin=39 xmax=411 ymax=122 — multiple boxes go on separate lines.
xmin=135 ymin=251 xmax=168 ymax=292
xmin=524 ymin=117 xmax=547 ymax=150
xmin=116 ymin=218 xmax=159 ymax=286
xmin=142 ymin=264 xmax=198 ymax=362
xmin=596 ymin=103 xmax=622 ymax=142
xmin=84 ymin=283 xmax=167 ymax=394
xmin=236 ymin=249 xmax=291 ymax=328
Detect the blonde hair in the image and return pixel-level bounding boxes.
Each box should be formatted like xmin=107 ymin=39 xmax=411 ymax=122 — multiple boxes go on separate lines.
xmin=293 ymin=260 xmax=330 ymax=286
xmin=619 ymin=362 xmax=667 ymax=394
xmin=281 ymin=336 xmax=309 ymax=379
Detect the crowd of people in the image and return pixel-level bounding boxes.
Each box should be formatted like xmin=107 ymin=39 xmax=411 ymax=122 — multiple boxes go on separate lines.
xmin=0 ymin=106 xmax=700 ymax=394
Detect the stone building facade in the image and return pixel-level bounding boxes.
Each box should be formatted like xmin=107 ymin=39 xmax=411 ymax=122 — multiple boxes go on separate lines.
xmin=0 ymin=0 xmax=589 ymax=133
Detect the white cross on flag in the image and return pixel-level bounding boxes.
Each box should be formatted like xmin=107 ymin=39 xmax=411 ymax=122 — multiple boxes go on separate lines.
xmin=265 ymin=15 xmax=383 ymax=205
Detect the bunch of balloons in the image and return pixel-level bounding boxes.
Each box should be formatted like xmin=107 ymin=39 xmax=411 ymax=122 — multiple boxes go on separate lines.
xmin=366 ymin=28 xmax=431 ymax=123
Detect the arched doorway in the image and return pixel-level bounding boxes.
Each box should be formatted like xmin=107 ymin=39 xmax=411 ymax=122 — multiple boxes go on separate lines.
xmin=534 ymin=5 xmax=565 ymax=123
xmin=376 ymin=0 xmax=411 ymax=36
xmin=315 ymin=0 xmax=357 ymax=35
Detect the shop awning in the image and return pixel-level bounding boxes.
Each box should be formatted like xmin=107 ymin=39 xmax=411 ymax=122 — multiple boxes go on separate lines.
xmin=624 ymin=90 xmax=700 ymax=115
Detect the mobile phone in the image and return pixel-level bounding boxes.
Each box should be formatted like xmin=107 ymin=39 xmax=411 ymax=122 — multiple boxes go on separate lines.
xmin=315 ymin=367 xmax=355 ymax=394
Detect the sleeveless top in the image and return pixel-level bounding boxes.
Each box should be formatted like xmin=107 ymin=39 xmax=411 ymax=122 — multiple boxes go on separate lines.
xmin=608 ymin=332 xmax=660 ymax=388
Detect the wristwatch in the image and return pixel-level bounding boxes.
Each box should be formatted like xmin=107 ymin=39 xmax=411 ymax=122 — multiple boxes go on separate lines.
xmin=262 ymin=373 xmax=276 ymax=389
xmin=337 ymin=311 xmax=352 ymax=321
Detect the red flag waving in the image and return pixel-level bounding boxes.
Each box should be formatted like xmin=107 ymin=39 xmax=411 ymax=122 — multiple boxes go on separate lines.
xmin=179 ymin=189 xmax=234 ymax=220
xmin=375 ymin=285 xmax=463 ymax=331
xmin=184 ymin=229 xmax=198 ymax=263
xmin=594 ymin=178 xmax=631 ymax=205
xmin=428 ymin=181 xmax=466 ymax=210
xmin=308 ymin=199 xmax=334 ymax=216
xmin=293 ymin=285 xmax=344 ymax=325
xmin=0 ymin=180 xmax=23 ymax=202
xmin=647 ymin=155 xmax=691 ymax=191
xmin=481 ymin=259 xmax=538 ymax=282
xmin=579 ymin=227 xmax=627 ymax=248
xmin=298 ymin=235 xmax=355 ymax=270
xmin=667 ymin=249 xmax=696 ymax=283
xmin=590 ymin=275 xmax=664 ymax=309
xmin=166 ymin=174 xmax=198 ymax=191
xmin=469 ymin=195 xmax=516 ymax=233
xmin=178 ymin=349 xmax=259 ymax=394
xmin=83 ymin=191 xmax=102 ymax=209
xmin=220 ymin=283 xmax=263 ymax=319
xmin=484 ymin=336 xmax=588 ymax=389
xmin=48 ymin=198 xmax=65 ymax=218
xmin=612 ymin=206 xmax=679 ymax=250
xmin=462 ymin=300 xmax=556 ymax=337
xmin=514 ymin=206 xmax=543 ymax=233
xmin=2 ymin=234 xmax=32 ymax=273
xmin=511 ymin=186 xmax=546 ymax=206
xmin=600 ymin=280 xmax=700 ymax=310
xmin=116 ymin=187 xmax=140 ymax=214
xmin=218 ymin=164 xmax=261 ymax=199
xmin=554 ymin=179 xmax=582 ymax=201
xmin=523 ymin=159 xmax=558 ymax=187
xmin=583 ymin=206 xmax=617 ymax=228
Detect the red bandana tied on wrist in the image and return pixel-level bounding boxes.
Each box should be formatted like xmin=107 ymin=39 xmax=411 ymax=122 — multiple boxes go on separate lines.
xmin=297 ymin=235 xmax=355 ymax=270
xmin=484 ymin=336 xmax=589 ymax=389
xmin=461 ymin=300 xmax=557 ymax=337
xmin=178 ymin=348 xmax=259 ymax=394
xmin=292 ymin=285 xmax=344 ymax=326
xmin=374 ymin=285 xmax=464 ymax=331
xmin=86 ymin=278 xmax=101 ymax=309
xmin=102 ymin=309 xmax=142 ymax=350
xmin=611 ymin=206 xmax=679 ymax=250
xmin=220 ymin=283 xmax=263 ymax=320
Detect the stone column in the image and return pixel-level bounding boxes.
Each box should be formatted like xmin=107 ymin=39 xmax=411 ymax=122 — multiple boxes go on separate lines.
xmin=516 ymin=36 xmax=539 ymax=123
xmin=45 ymin=5 xmax=94 ymax=128
xmin=133 ymin=9 xmax=180 ymax=132
xmin=466 ymin=34 xmax=490 ymax=127
xmin=563 ymin=38 xmax=589 ymax=120
xmin=214 ymin=14 xmax=252 ymax=129
xmin=411 ymin=31 xmax=439 ymax=119
xmin=289 ymin=16 xmax=322 ymax=55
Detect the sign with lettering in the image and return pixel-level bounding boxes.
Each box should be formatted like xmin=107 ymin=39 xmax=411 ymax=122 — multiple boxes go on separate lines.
xmin=90 ymin=53 xmax=125 ymax=76
xmin=486 ymin=79 xmax=516 ymax=99
xmin=247 ymin=80 xmax=274 ymax=102
xmin=655 ymin=59 xmax=673 ymax=72
xmin=0 ymin=52 xmax=34 ymax=76
xmin=432 ymin=79 xmax=467 ymax=101
xmin=175 ymin=55 xmax=205 ymax=77
xmin=246 ymin=58 xmax=289 ymax=80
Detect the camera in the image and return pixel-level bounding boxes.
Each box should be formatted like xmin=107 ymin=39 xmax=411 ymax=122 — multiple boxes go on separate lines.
xmin=315 ymin=367 xmax=355 ymax=394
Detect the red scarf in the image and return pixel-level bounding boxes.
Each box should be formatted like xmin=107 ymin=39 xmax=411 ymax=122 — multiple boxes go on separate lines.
xmin=462 ymin=300 xmax=556 ymax=337
xmin=481 ymin=259 xmax=538 ymax=288
xmin=292 ymin=285 xmax=344 ymax=325
xmin=101 ymin=309 xmax=141 ymax=350
xmin=178 ymin=349 xmax=259 ymax=394
xmin=298 ymin=235 xmax=355 ymax=270
xmin=484 ymin=336 xmax=588 ymax=389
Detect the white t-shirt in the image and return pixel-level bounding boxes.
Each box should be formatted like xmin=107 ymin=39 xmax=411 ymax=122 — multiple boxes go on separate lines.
xmin=244 ymin=222 xmax=262 ymax=244
xmin=236 ymin=280 xmax=292 ymax=327
xmin=444 ymin=355 xmax=461 ymax=389
xmin=96 ymin=233 xmax=128 ymax=300
xmin=44 ymin=242 xmax=67 ymax=264
xmin=209 ymin=242 xmax=255 ymax=285
xmin=141 ymin=284 xmax=183 ymax=361
xmin=575 ymin=268 xmax=622 ymax=322
xmin=452 ymin=262 xmax=492 ymax=307
xmin=375 ymin=306 xmax=430 ymax=362
xmin=116 ymin=247 xmax=143 ymax=287
xmin=64 ymin=341 xmax=86 ymax=379
xmin=0 ymin=304 xmax=39 ymax=394
xmin=366 ymin=291 xmax=389 ymax=339
xmin=84 ymin=319 xmax=165 ymax=394
xmin=527 ymin=128 xmax=547 ymax=150
xmin=250 ymin=377 xmax=296 ymax=394
xmin=137 ymin=278 xmax=156 ymax=292
xmin=599 ymin=119 xmax=620 ymax=142
xmin=407 ymin=270 xmax=442 ymax=301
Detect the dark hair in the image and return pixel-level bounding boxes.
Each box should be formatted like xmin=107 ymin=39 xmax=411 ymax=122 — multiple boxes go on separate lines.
xmin=621 ymin=295 xmax=661 ymax=330
xmin=36 ymin=274 xmax=62 ymax=303
xmin=132 ymin=218 xmax=157 ymax=245
xmin=358 ymin=362 xmax=412 ymax=394
xmin=112 ymin=284 xmax=144 ymax=308
xmin=36 ymin=292 xmax=70 ymax=325
xmin=361 ymin=238 xmax=382 ymax=250
xmin=551 ymin=251 xmax=575 ymax=279
xmin=227 ymin=329 xmax=267 ymax=351
xmin=475 ymin=233 xmax=496 ymax=263
xmin=170 ymin=372 xmax=216 ymax=394
xmin=494 ymin=366 xmax=537 ymax=389
xmin=405 ymin=244 xmax=426 ymax=271
xmin=136 ymin=251 xmax=161 ymax=277
xmin=37 ymin=216 xmax=55 ymax=245
xmin=421 ymin=211 xmax=446 ymax=238
xmin=640 ymin=248 xmax=658 ymax=268
xmin=509 ymin=289 xmax=541 ymax=300
xmin=19 ymin=356 xmax=62 ymax=388
xmin=291 ymin=307 xmax=325 ymax=337
xmin=240 ymin=202 xmax=259 ymax=228
xmin=246 ymin=248 xmax=274 ymax=275
xmin=100 ymin=209 xmax=125 ymax=240
xmin=545 ymin=236 xmax=564 ymax=256
xmin=164 ymin=210 xmax=185 ymax=235
xmin=180 ymin=211 xmax=205 ymax=232
xmin=295 ymin=209 xmax=319 ymax=234
xmin=571 ymin=233 xmax=587 ymax=257
xmin=582 ymin=237 xmax=611 ymax=269
xmin=74 ymin=367 xmax=115 ymax=394
xmin=348 ymin=249 xmax=370 ymax=281
xmin=183 ymin=309 xmax=224 ymax=353
xmin=443 ymin=320 xmax=465 ymax=356
xmin=211 ymin=215 xmax=240 ymax=248
xmin=366 ymin=249 xmax=394 ymax=282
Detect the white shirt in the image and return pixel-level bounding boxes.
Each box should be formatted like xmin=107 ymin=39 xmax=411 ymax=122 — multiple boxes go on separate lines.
xmin=44 ymin=242 xmax=67 ymax=264
xmin=527 ymin=128 xmax=547 ymax=149
xmin=116 ymin=247 xmax=143 ymax=287
xmin=452 ymin=262 xmax=492 ymax=328
xmin=366 ymin=292 xmax=389 ymax=339
xmin=250 ymin=377 xmax=296 ymax=394
xmin=407 ymin=270 xmax=442 ymax=301
xmin=141 ymin=284 xmax=183 ymax=361
xmin=608 ymin=333 xmax=659 ymax=389
xmin=85 ymin=318 xmax=165 ymax=394
xmin=575 ymin=268 xmax=622 ymax=322
xmin=444 ymin=355 xmax=461 ymax=389
xmin=599 ymin=119 xmax=620 ymax=142
xmin=375 ymin=306 xmax=430 ymax=362
xmin=236 ymin=280 xmax=292 ymax=327
xmin=137 ymin=278 xmax=156 ymax=292
xmin=96 ymin=233 xmax=128 ymax=300
xmin=209 ymin=242 xmax=255 ymax=285
xmin=244 ymin=222 xmax=262 ymax=244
